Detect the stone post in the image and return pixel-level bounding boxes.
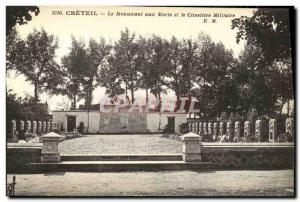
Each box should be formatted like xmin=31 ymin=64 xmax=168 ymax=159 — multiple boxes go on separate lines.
xmin=181 ymin=132 xmax=201 ymax=162
xmin=219 ymin=122 xmax=225 ymax=137
xmin=199 ymin=122 xmax=203 ymax=135
xmin=207 ymin=122 xmax=213 ymax=138
xmin=244 ymin=121 xmax=251 ymax=140
xmin=32 ymin=121 xmax=37 ymax=136
xmin=37 ymin=121 xmax=42 ymax=135
xmin=189 ymin=122 xmax=193 ymax=132
xmin=26 ymin=121 xmax=31 ymax=132
xmin=47 ymin=121 xmax=51 ymax=132
xmin=213 ymin=122 xmax=218 ymax=140
xmin=11 ymin=120 xmax=17 ymax=141
xmin=20 ymin=120 xmax=25 ymax=131
xmin=255 ymin=120 xmax=262 ymax=142
xmin=226 ymin=121 xmax=233 ymax=142
xmin=234 ymin=121 xmax=241 ymax=141
xmin=41 ymin=132 xmax=62 ymax=163
xmin=50 ymin=122 xmax=54 ymax=132
xmin=42 ymin=121 xmax=47 ymax=133
xmin=191 ymin=122 xmax=195 ymax=133
xmin=269 ymin=119 xmax=277 ymax=142
xmin=286 ymin=118 xmax=294 ymax=140
xmin=57 ymin=122 xmax=61 ymax=133
xmin=203 ymin=122 xmax=207 ymax=136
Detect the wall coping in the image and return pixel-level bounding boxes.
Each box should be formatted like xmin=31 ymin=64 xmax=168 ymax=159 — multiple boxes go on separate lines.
xmin=7 ymin=143 xmax=42 ymax=149
xmin=201 ymin=142 xmax=294 ymax=147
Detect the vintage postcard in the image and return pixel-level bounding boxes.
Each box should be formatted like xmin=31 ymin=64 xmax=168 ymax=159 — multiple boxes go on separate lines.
xmin=6 ymin=6 xmax=295 ymax=197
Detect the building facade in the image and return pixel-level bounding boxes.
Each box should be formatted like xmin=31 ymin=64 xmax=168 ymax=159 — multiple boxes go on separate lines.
xmin=52 ymin=107 xmax=187 ymax=134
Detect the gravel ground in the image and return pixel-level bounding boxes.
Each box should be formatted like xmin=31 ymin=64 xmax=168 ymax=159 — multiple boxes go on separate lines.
xmin=60 ymin=134 xmax=182 ymax=154
xmin=7 ymin=170 xmax=294 ymax=197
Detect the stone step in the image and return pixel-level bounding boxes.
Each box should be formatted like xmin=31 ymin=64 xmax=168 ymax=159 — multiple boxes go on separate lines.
xmin=61 ymin=154 xmax=183 ymax=161
xmin=29 ymin=161 xmax=212 ymax=173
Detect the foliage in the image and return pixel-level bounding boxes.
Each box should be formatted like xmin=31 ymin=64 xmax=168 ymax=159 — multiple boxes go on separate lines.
xmin=6 ymin=89 xmax=50 ymax=135
xmin=6 ymin=6 xmax=39 ymax=35
xmin=54 ymin=37 xmax=87 ymax=109
xmin=77 ymin=121 xmax=85 ymax=134
xmin=13 ymin=28 xmax=60 ymax=102
xmin=179 ymin=122 xmax=190 ymax=134
xmin=112 ymin=28 xmax=139 ymax=103
xmin=192 ymin=33 xmax=237 ymax=119
xmin=232 ymin=8 xmax=291 ymax=64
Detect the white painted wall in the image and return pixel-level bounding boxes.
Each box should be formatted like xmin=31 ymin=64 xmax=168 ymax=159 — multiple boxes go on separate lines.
xmin=53 ymin=111 xmax=187 ymax=134
xmin=146 ymin=113 xmax=187 ymax=133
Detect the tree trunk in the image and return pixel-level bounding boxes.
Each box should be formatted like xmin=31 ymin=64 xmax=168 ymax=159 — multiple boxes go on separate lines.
xmin=73 ymin=94 xmax=76 ymax=109
xmin=145 ymin=88 xmax=149 ymax=103
xmin=125 ymin=82 xmax=128 ymax=98
xmin=131 ymin=88 xmax=134 ymax=104
xmin=85 ymin=80 xmax=93 ymax=110
xmin=34 ymin=83 xmax=39 ymax=103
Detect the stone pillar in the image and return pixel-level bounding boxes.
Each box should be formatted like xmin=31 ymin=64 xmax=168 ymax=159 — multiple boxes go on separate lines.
xmin=255 ymin=120 xmax=262 ymax=142
xmin=41 ymin=132 xmax=62 ymax=163
xmin=11 ymin=120 xmax=17 ymax=140
xmin=181 ymin=132 xmax=201 ymax=162
xmin=213 ymin=122 xmax=218 ymax=140
xmin=26 ymin=121 xmax=31 ymax=132
xmin=244 ymin=121 xmax=251 ymax=140
xmin=286 ymin=118 xmax=294 ymax=140
xmin=189 ymin=122 xmax=193 ymax=132
xmin=50 ymin=122 xmax=55 ymax=132
xmin=20 ymin=120 xmax=25 ymax=131
xmin=219 ymin=122 xmax=225 ymax=137
xmin=42 ymin=121 xmax=47 ymax=133
xmin=37 ymin=121 xmax=42 ymax=135
xmin=32 ymin=121 xmax=37 ymax=135
xmin=226 ymin=121 xmax=233 ymax=142
xmin=207 ymin=122 xmax=213 ymax=138
xmin=192 ymin=122 xmax=195 ymax=133
xmin=57 ymin=122 xmax=61 ymax=133
xmin=203 ymin=122 xmax=207 ymax=136
xmin=198 ymin=122 xmax=203 ymax=135
xmin=269 ymin=119 xmax=277 ymax=142
xmin=234 ymin=121 xmax=241 ymax=141
xmin=47 ymin=121 xmax=51 ymax=132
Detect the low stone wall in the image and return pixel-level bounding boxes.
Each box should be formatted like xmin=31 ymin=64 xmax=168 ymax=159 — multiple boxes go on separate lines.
xmin=7 ymin=141 xmax=294 ymax=173
xmin=7 ymin=143 xmax=42 ymax=174
xmin=200 ymin=142 xmax=294 ymax=169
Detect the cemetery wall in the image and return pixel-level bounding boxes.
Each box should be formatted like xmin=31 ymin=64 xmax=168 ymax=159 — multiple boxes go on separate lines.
xmin=6 ymin=142 xmax=293 ymax=173
xmin=200 ymin=142 xmax=294 ymax=169
xmin=7 ymin=144 xmax=42 ymax=174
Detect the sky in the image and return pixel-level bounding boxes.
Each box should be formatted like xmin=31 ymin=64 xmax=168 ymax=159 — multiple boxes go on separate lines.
xmin=6 ymin=6 xmax=255 ymax=111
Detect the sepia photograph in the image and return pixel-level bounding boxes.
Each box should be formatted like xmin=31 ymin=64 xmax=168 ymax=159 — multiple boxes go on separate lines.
xmin=5 ymin=6 xmax=295 ymax=197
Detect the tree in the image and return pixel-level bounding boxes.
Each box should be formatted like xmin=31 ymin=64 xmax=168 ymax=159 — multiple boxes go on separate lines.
xmin=233 ymin=45 xmax=285 ymax=117
xmin=112 ymin=28 xmax=139 ymax=103
xmin=232 ymin=8 xmax=294 ymax=116
xmin=192 ymin=33 xmax=237 ymax=118
xmin=165 ymin=37 xmax=198 ymax=102
xmin=136 ymin=36 xmax=153 ymax=102
xmin=13 ymin=28 xmax=60 ymax=103
xmin=83 ymin=38 xmax=111 ymax=109
xmin=98 ymin=56 xmax=124 ymax=98
xmin=232 ymin=8 xmax=292 ymax=64
xmin=146 ymin=35 xmax=169 ymax=103
xmin=6 ymin=28 xmax=22 ymax=71
xmin=6 ymin=6 xmax=40 ymax=35
xmin=53 ymin=37 xmax=87 ymax=109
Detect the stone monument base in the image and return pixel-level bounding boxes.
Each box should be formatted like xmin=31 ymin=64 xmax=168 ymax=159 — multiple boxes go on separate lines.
xmin=41 ymin=154 xmax=61 ymax=163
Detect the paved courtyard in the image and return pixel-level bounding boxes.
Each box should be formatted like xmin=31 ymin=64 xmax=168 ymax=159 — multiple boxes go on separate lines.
xmin=7 ymin=170 xmax=294 ymax=196
xmin=60 ymin=134 xmax=182 ymax=154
